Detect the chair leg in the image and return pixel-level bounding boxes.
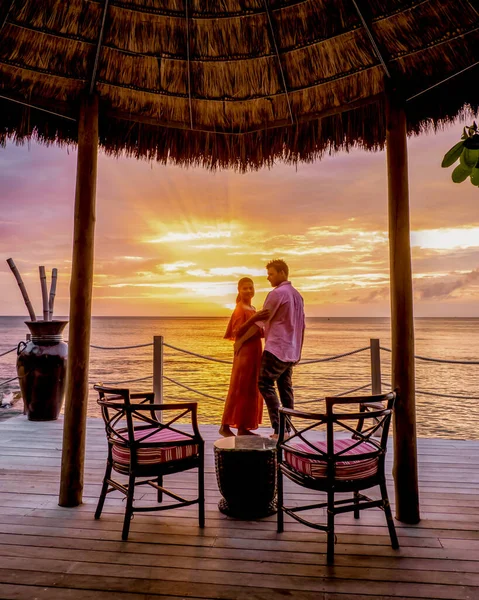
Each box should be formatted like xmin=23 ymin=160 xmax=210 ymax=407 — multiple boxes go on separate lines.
xmin=198 ymin=456 xmax=205 ymax=528
xmin=157 ymin=475 xmax=163 ymax=503
xmin=122 ymin=474 xmax=136 ymax=541
xmin=353 ymin=490 xmax=360 ymax=519
xmin=327 ymin=490 xmax=335 ymax=563
xmin=380 ymin=480 xmax=399 ymax=549
xmin=95 ymin=461 xmax=112 ymax=520
xmin=277 ymin=465 xmax=284 ymax=533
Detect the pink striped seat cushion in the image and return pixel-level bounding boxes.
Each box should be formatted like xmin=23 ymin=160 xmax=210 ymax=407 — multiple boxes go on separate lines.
xmin=284 ymin=438 xmax=379 ymax=480
xmin=112 ymin=427 xmax=199 ymax=466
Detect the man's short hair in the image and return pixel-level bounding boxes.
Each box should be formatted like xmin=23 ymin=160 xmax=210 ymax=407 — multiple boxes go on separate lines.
xmin=266 ymin=259 xmax=289 ymax=277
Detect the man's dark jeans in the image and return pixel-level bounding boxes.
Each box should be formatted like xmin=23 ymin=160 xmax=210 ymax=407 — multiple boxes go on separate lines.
xmin=258 ymin=350 xmax=295 ymax=434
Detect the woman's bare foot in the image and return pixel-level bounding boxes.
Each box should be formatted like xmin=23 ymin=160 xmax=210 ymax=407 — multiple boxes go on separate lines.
xmin=219 ymin=425 xmax=235 ymax=437
xmin=238 ymin=428 xmax=258 ymax=436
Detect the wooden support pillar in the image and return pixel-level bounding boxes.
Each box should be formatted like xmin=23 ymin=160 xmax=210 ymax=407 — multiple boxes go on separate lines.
xmin=386 ymin=89 xmax=420 ymax=524
xmin=59 ymin=93 xmax=99 ymax=507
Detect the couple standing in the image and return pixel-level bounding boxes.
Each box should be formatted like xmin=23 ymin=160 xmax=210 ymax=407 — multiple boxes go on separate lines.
xmin=220 ymin=259 xmax=305 ymax=439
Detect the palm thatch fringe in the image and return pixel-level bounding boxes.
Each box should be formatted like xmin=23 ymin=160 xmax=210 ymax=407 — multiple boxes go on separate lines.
xmin=0 ymin=0 xmax=477 ymax=170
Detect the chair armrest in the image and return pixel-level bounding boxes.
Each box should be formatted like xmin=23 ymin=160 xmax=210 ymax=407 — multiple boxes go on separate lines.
xmin=280 ymin=407 xmax=327 ymax=420
xmin=130 ymin=392 xmax=155 ymax=402
xmin=131 ymin=402 xmax=197 ymax=412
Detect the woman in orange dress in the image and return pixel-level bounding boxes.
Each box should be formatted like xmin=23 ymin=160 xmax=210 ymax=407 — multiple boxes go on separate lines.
xmin=219 ymin=277 xmax=268 ymax=437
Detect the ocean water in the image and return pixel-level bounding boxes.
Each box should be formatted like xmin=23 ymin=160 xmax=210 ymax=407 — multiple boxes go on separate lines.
xmin=1 ymin=316 xmax=478 ymax=439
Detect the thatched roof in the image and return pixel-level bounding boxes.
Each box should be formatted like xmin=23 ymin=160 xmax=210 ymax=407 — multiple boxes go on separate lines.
xmin=0 ymin=0 xmax=478 ymax=170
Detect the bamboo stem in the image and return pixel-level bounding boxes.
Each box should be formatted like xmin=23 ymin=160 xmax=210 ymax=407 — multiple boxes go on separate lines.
xmin=39 ymin=266 xmax=49 ymax=321
xmin=6 ymin=258 xmax=36 ymax=321
xmin=49 ymin=268 xmax=58 ymax=320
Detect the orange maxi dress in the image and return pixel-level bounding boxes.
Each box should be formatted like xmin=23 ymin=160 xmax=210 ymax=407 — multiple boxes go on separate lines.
xmin=221 ymin=304 xmax=263 ymax=430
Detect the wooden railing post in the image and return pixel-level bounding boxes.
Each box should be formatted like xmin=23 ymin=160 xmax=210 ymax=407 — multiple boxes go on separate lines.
xmin=153 ymin=335 xmax=164 ymax=403
xmin=370 ymin=338 xmax=382 ymax=395
xmin=59 ymin=93 xmax=99 ymax=507
xmin=386 ymin=87 xmax=420 ymax=524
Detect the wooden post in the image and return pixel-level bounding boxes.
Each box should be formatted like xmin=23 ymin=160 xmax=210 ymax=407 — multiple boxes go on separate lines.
xmin=59 ymin=93 xmax=99 ymax=507
xmin=153 ymin=336 xmax=164 ymax=422
xmin=370 ymin=338 xmax=382 ymax=395
xmin=367 ymin=338 xmax=383 ymax=437
xmin=386 ymin=88 xmax=420 ymax=524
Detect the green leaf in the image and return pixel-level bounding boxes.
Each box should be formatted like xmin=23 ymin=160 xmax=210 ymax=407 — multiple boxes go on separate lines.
xmin=452 ymin=164 xmax=471 ymax=183
xmin=441 ymin=141 xmax=465 ymax=167
xmin=462 ymin=148 xmax=479 ymax=168
xmin=471 ymin=167 xmax=479 ymax=187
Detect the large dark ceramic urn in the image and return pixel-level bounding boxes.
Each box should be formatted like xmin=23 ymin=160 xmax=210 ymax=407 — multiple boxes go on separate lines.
xmin=16 ymin=320 xmax=68 ymax=421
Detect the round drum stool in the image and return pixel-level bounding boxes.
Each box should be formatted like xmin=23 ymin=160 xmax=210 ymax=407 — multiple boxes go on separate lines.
xmin=214 ymin=436 xmax=277 ymax=519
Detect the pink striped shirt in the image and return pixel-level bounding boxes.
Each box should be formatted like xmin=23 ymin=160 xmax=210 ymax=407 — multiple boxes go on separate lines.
xmin=256 ymin=281 xmax=305 ymax=363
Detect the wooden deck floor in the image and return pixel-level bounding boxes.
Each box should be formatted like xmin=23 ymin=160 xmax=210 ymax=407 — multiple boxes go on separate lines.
xmin=0 ymin=416 xmax=478 ymax=600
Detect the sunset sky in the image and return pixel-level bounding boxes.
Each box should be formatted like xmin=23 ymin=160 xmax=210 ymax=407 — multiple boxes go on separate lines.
xmin=1 ymin=121 xmax=478 ymax=318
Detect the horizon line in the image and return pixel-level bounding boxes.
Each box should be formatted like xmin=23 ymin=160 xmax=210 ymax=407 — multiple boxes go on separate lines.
xmin=2 ymin=315 xmax=479 ymax=319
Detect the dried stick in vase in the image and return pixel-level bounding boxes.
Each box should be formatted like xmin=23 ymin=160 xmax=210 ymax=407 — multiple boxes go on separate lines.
xmin=49 ymin=268 xmax=58 ymax=320
xmin=6 ymin=258 xmax=37 ymax=321
xmin=39 ymin=266 xmax=49 ymax=321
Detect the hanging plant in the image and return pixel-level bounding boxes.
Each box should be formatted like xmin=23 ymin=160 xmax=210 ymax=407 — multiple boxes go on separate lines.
xmin=441 ymin=122 xmax=479 ymax=187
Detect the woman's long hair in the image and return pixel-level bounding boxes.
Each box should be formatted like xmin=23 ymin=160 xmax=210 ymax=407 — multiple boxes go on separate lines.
xmin=236 ymin=277 xmax=254 ymax=304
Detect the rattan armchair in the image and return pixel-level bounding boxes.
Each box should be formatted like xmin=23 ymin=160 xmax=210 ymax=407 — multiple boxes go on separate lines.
xmin=277 ymin=391 xmax=399 ymax=563
xmin=94 ymin=384 xmax=205 ymax=540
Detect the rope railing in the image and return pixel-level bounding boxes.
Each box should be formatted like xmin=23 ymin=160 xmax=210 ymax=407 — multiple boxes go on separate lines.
xmin=0 ymin=347 xmax=17 ymax=358
xmin=2 ymin=337 xmax=478 ymax=405
xmin=163 ymin=375 xmax=225 ymax=402
xmin=380 ymin=346 xmax=479 ymax=365
xmin=90 ymin=375 xmax=153 ymax=386
xmin=417 ymin=389 xmax=479 ymax=401
xmin=83 ymin=340 xmax=372 ymax=366
xmin=0 ymin=375 xmax=19 ymax=388
xmin=163 ymin=343 xmax=232 ymax=365
xmin=298 ymin=346 xmax=371 ymax=365
xmin=295 ymin=382 xmax=371 ymax=406
xmin=4 ymin=339 xmax=477 ymax=366
xmin=0 ymin=370 xmax=32 ymax=389
xmin=381 ymin=380 xmax=479 ymax=401
xmin=90 ymin=342 xmax=153 ymax=350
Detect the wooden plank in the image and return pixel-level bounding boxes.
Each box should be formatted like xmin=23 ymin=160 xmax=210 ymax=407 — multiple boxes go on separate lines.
xmin=0 ymin=583 xmax=164 ymax=600
xmin=0 ymin=555 xmax=478 ymax=600
xmin=0 ymin=531 xmax=477 ymax=573
xmin=1 ymin=543 xmax=479 ymax=588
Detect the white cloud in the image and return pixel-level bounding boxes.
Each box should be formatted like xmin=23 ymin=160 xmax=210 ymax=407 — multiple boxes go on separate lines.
xmin=411 ymin=228 xmax=479 ymax=250
xmin=162 ymin=261 xmax=196 ymax=272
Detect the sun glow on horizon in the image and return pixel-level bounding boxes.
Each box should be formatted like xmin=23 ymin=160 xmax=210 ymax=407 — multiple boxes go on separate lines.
xmin=2 ymin=126 xmax=479 ymax=317
xmin=147 ymin=228 xmax=234 ymax=244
